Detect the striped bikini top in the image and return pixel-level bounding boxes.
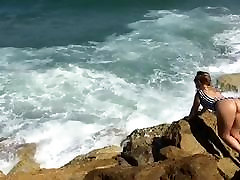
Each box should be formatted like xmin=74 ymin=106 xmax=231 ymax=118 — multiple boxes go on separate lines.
xmin=197 ymin=89 xmax=221 ymax=111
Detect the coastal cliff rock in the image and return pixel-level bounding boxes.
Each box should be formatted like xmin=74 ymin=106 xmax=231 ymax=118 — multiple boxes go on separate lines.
xmin=8 ymin=143 xmax=40 ymax=175
xmin=120 ymin=123 xmax=171 ymax=166
xmin=85 ymin=154 xmax=223 ymax=180
xmin=2 ymin=112 xmax=240 ymax=179
xmin=63 ymin=145 xmax=121 ymax=168
xmin=4 ymin=145 xmax=122 ymax=180
xmin=0 ymin=171 xmax=5 ymax=179
xmin=216 ymin=73 xmax=240 ymax=92
xmin=121 ymin=115 xmax=208 ymax=166
xmin=121 ymin=111 xmax=240 ymax=179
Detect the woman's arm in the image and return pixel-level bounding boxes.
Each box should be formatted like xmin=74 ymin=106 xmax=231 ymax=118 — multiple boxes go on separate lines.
xmin=188 ymin=93 xmax=200 ymax=120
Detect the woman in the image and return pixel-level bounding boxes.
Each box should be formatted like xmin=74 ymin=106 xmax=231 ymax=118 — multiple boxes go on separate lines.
xmin=188 ymin=71 xmax=240 ymax=153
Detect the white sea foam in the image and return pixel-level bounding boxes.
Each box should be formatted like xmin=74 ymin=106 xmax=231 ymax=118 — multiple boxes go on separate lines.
xmin=23 ymin=120 xmax=105 ymax=168
xmin=210 ymin=14 xmax=240 ymax=74
xmin=0 ymin=60 xmax=194 ymax=172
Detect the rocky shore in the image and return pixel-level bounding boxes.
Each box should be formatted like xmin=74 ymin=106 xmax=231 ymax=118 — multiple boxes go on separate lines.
xmin=1 ymin=73 xmax=240 ymax=180
xmin=217 ymin=73 xmax=240 ymax=92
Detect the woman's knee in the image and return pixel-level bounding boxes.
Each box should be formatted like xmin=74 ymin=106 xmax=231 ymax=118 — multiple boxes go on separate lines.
xmin=230 ymin=126 xmax=240 ymax=139
xmin=218 ymin=131 xmax=230 ymax=141
xmin=230 ymin=130 xmax=238 ymax=140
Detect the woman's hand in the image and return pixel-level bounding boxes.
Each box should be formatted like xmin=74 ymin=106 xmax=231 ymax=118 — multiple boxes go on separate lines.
xmin=183 ymin=116 xmax=190 ymax=121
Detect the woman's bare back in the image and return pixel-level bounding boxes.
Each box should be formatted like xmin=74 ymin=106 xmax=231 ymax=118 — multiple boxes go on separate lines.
xmin=202 ymin=86 xmax=224 ymax=100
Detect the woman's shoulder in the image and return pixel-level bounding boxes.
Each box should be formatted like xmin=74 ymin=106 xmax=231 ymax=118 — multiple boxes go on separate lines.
xmin=208 ymin=86 xmax=221 ymax=93
xmin=210 ymin=86 xmax=224 ymax=98
xmin=215 ymin=87 xmax=222 ymax=93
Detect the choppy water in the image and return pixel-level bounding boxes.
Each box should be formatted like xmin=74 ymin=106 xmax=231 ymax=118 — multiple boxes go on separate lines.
xmin=1 ymin=0 xmax=240 ymax=174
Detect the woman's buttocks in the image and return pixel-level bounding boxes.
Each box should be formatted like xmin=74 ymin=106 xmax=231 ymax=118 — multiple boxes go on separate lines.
xmin=234 ymin=99 xmax=240 ymax=113
xmin=216 ymin=99 xmax=237 ymax=113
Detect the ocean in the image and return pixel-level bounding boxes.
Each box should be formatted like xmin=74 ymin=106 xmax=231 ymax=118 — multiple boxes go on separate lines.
xmin=1 ymin=0 xmax=240 ymax=173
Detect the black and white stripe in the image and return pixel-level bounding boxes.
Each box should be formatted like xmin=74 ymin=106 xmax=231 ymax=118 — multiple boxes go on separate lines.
xmin=197 ymin=89 xmax=216 ymax=111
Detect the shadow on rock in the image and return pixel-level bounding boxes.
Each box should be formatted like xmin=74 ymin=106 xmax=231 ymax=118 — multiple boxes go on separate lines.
xmin=188 ymin=115 xmax=240 ymax=168
xmin=189 ymin=116 xmax=229 ymax=157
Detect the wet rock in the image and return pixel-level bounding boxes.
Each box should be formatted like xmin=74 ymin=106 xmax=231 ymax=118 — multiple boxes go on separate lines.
xmin=8 ymin=143 xmax=40 ymax=175
xmin=6 ymin=145 xmax=121 ymax=180
xmin=0 ymin=171 xmax=5 ymax=179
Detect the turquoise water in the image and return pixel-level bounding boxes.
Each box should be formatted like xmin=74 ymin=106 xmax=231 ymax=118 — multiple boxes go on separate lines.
xmin=1 ymin=0 xmax=240 ymax=173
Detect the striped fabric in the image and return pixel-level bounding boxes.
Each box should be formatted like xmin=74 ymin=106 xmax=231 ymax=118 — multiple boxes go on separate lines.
xmin=197 ymin=89 xmax=217 ymax=111
xmin=197 ymin=89 xmax=237 ymax=111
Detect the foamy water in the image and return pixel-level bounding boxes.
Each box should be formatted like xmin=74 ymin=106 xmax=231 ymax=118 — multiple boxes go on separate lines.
xmin=1 ymin=6 xmax=240 ymax=174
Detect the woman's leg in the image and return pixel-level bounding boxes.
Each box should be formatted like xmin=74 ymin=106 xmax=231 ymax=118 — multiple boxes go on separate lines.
xmin=216 ymin=100 xmax=240 ymax=153
xmin=230 ymin=100 xmax=240 ymax=142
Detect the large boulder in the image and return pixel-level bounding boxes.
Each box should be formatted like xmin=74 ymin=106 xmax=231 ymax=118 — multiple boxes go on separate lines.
xmin=121 ymin=123 xmax=171 ymax=166
xmin=121 ymin=111 xmax=240 ymax=178
xmin=85 ymin=154 xmax=223 ymax=180
xmin=164 ymin=119 xmax=206 ymax=155
xmin=121 ymin=117 xmax=206 ymax=166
